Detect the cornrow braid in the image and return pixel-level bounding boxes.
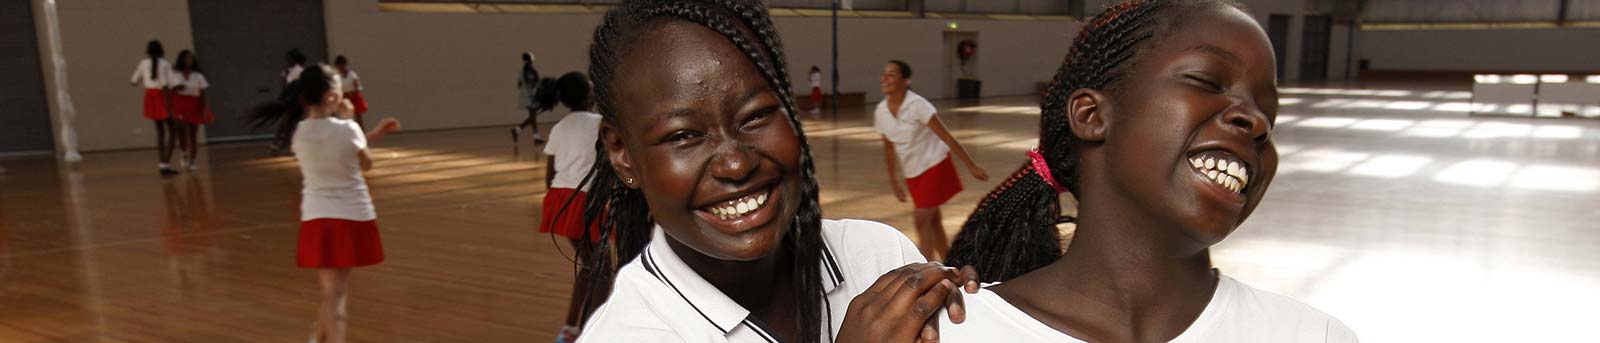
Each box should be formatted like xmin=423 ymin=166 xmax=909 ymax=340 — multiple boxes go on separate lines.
xmin=946 ymin=0 xmax=1240 ymax=282
xmin=581 ymin=1 xmax=830 ymax=342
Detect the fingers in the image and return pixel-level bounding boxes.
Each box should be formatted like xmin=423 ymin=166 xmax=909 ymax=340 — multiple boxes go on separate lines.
xmin=891 ymin=268 xmax=956 ymax=322
xmin=915 ymin=317 xmax=940 ymax=343
xmin=959 ymin=265 xmax=980 ymax=293
xmin=907 ymin=278 xmax=956 ymax=324
xmin=944 ymin=278 xmax=966 ymax=324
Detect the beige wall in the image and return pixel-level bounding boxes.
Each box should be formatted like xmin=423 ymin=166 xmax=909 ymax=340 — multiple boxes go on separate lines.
xmin=324 ymin=0 xmax=603 ymax=132
xmin=40 ymin=0 xmax=194 ymax=152
xmin=775 ymin=17 xmax=1078 ymax=103
xmin=325 ymin=0 xmax=1078 ymax=133
xmin=39 ymin=0 xmax=1079 ymax=151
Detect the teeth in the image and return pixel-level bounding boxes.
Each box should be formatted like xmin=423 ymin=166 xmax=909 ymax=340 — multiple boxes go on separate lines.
xmin=708 ymin=190 xmax=770 ymax=220
xmin=1190 ymin=158 xmax=1204 ymax=169
xmin=1204 ymin=158 xmax=1215 ymax=169
xmin=1207 ymin=170 xmax=1219 ymax=180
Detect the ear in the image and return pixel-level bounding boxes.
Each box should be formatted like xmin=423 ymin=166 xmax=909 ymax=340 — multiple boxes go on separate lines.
xmin=1064 ymin=88 xmax=1110 ymax=143
xmin=599 ymin=121 xmax=641 ymax=189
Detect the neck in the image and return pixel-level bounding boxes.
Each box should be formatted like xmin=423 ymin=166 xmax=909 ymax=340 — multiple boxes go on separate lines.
xmin=998 ymin=183 xmax=1218 ymax=341
xmin=665 ymin=237 xmax=792 ymax=314
xmin=306 ymin=106 xmax=331 ymax=119
xmin=887 ymin=90 xmax=906 ymax=104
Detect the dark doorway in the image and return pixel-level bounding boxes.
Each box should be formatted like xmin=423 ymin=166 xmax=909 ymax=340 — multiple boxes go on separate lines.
xmin=0 ymin=0 xmax=56 ymax=155
xmin=1267 ymin=14 xmax=1290 ymax=82
xmin=1300 ymin=14 xmax=1332 ymax=82
xmin=189 ymin=0 xmax=327 ymax=141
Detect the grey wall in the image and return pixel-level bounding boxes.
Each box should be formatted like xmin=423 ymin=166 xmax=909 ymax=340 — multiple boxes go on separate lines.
xmin=1357 ymin=27 xmax=1600 ymax=72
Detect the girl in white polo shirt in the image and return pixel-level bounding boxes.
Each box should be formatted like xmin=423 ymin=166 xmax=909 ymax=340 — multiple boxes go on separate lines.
xmin=130 ymin=40 xmax=178 ymax=175
xmin=538 ymin=72 xmax=609 ymax=343
xmin=168 ymin=50 xmax=212 ymax=170
xmin=875 ymin=60 xmax=989 ymax=262
xmin=575 ymin=1 xmax=979 ymax=343
xmin=285 ymin=64 xmax=401 ymax=343
xmin=334 ymin=55 xmax=368 ymax=130
xmin=940 ymin=1 xmax=1356 ymax=342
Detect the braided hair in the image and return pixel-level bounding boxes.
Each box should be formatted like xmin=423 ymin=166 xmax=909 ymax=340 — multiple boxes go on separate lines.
xmin=945 ymin=0 xmax=1241 ymax=282
xmin=581 ymin=0 xmax=831 ymax=342
xmin=145 ymin=40 xmax=164 ymax=82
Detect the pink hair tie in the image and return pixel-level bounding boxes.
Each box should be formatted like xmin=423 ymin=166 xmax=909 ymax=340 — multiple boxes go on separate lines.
xmin=1026 ymin=148 xmax=1067 ymax=193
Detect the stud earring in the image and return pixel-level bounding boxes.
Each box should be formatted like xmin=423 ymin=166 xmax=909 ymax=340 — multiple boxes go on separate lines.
xmin=625 ymin=177 xmax=634 ymax=185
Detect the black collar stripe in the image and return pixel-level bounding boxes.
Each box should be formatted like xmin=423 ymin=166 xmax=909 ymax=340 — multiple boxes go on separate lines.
xmin=643 ymin=249 xmax=730 ymax=334
xmin=819 ymin=241 xmax=845 ymax=285
xmin=742 ymin=317 xmax=785 ymax=343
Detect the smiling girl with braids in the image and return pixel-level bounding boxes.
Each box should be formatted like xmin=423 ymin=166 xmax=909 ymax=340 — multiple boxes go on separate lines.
xmin=573 ymin=1 xmax=977 ymax=342
xmin=938 ymin=1 xmax=1356 ymax=341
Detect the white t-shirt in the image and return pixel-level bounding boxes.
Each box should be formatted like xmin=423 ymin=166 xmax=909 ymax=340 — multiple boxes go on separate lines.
xmin=292 ymin=117 xmax=375 ymax=222
xmin=339 ymin=70 xmax=362 ymax=93
xmin=169 ymin=71 xmax=208 ymax=97
xmin=543 ymin=111 xmax=603 ymax=191
xmin=130 ymin=58 xmax=174 ymax=89
xmin=810 ymin=71 xmax=822 ymax=89
xmin=938 ymin=275 xmax=1359 ymax=343
xmin=874 ymin=90 xmax=950 ymax=178
xmin=284 ymin=64 xmax=306 ymax=84
xmin=580 ymin=219 xmax=925 ymax=343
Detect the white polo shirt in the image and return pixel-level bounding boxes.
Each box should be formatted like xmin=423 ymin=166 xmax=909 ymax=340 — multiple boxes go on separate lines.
xmin=339 ymin=70 xmax=363 ymax=93
xmin=284 ymin=64 xmax=305 ymax=84
xmin=170 ymin=71 xmax=208 ymax=97
xmin=937 ymin=274 xmax=1359 ymax=343
xmin=543 ymin=111 xmax=603 ymax=191
xmin=292 ymin=117 xmax=374 ymax=222
xmin=874 ymin=90 xmax=950 ymax=178
xmin=579 ymin=219 xmax=925 ymax=343
xmin=130 ymin=58 xmax=174 ymax=89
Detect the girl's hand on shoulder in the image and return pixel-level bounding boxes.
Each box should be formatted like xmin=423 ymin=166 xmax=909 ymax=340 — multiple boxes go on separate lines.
xmin=837 ymin=262 xmax=981 ymax=343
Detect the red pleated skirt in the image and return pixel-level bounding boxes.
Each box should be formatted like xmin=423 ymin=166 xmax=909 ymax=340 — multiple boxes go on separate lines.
xmin=170 ymin=94 xmax=214 ymax=124
xmin=539 ymin=188 xmax=602 ymax=241
xmin=345 ymin=91 xmax=369 ymax=115
xmin=906 ymin=156 xmax=962 ymax=209
xmin=297 ymin=218 xmax=385 ymax=268
xmin=142 ymin=88 xmax=169 ymax=120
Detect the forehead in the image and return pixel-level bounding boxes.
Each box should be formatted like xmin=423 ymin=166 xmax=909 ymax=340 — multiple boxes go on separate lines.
xmin=1146 ymin=6 xmax=1275 ymax=70
xmin=610 ymin=21 xmax=768 ymax=114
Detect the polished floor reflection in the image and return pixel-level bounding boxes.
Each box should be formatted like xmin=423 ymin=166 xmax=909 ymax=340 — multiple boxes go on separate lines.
xmin=2 ymin=87 xmax=1597 ymax=342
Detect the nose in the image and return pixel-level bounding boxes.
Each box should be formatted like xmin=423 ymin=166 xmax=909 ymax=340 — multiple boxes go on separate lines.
xmin=707 ymin=138 xmax=759 ymax=184
xmin=1221 ymin=99 xmax=1272 ymax=143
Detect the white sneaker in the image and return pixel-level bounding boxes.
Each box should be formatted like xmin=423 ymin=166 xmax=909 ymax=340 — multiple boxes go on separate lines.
xmin=185 ymin=159 xmax=199 ymax=171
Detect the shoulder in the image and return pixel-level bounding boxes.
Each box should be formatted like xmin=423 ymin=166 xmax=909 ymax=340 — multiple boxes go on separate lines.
xmin=579 ymin=261 xmax=685 ymax=342
xmin=1223 ymin=277 xmax=1358 ymax=342
xmin=821 ymin=219 xmax=923 ymax=278
xmin=906 ymin=92 xmax=937 ymax=113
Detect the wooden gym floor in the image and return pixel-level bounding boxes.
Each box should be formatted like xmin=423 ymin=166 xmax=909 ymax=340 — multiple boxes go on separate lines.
xmin=1 ymin=90 xmax=1598 ymax=342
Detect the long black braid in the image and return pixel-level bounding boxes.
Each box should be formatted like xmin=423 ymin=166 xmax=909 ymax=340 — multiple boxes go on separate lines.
xmin=580 ymin=0 xmax=830 ymax=342
xmin=945 ymin=0 xmax=1240 ymax=282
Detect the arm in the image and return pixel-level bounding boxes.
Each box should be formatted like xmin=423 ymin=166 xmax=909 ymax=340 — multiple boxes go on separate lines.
xmin=358 ymin=118 xmax=402 ymax=172
xmin=881 ymin=136 xmax=908 ymax=202
xmin=545 ymin=156 xmax=556 ymax=189
xmin=130 ymin=65 xmax=141 ymax=86
xmin=358 ymin=149 xmax=374 ymax=172
xmin=926 ymin=116 xmax=989 ymax=181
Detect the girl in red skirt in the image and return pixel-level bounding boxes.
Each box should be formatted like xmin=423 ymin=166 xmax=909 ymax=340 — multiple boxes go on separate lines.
xmin=334 ymin=56 xmax=368 ymax=130
xmin=286 ymin=64 xmax=401 ymax=343
xmin=874 ymin=60 xmax=989 ymax=262
xmin=537 ymin=72 xmax=609 ymax=343
xmin=809 ymin=65 xmax=824 ymax=115
xmin=169 ymin=50 xmax=213 ymax=170
xmin=130 ymin=40 xmax=179 ymax=175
